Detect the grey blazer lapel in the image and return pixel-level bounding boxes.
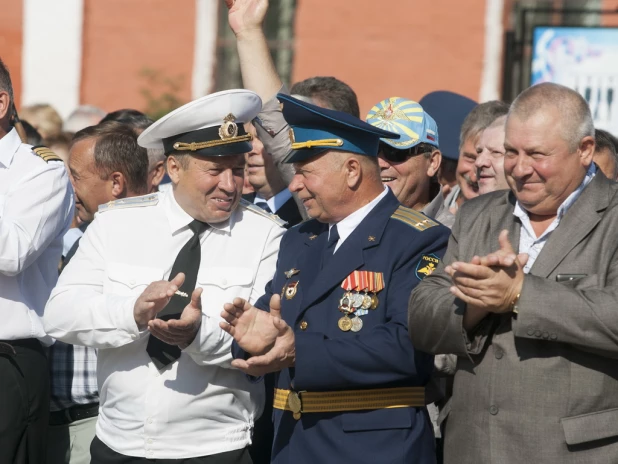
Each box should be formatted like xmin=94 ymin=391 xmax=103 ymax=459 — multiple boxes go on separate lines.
xmin=488 ymin=191 xmax=521 ymax=256
xmin=529 ymin=173 xmax=613 ymax=278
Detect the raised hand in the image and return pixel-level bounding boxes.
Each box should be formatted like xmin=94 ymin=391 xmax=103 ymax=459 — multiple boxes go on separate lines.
xmin=133 ymin=273 xmax=185 ymax=329
xmin=224 ymin=0 xmax=269 ymax=37
xmin=445 ymin=229 xmax=525 ymax=315
xmin=231 ymin=316 xmax=295 ymax=376
xmin=148 ymin=287 xmax=203 ymax=349
xmin=470 ymin=230 xmax=528 ymax=268
xmin=220 ymin=294 xmax=281 ymax=355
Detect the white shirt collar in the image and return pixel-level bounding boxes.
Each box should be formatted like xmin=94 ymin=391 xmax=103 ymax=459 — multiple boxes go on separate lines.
xmin=513 ymin=163 xmax=597 ymax=239
xmin=0 ymin=128 xmax=22 ymax=168
xmin=164 ymin=187 xmax=233 ymax=235
xmin=254 ymin=188 xmax=292 ymax=213
xmin=330 ymin=186 xmax=389 ymax=252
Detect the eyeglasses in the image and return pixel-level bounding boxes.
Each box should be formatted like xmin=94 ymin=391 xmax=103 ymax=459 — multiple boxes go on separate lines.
xmin=379 ymin=142 xmax=436 ymax=163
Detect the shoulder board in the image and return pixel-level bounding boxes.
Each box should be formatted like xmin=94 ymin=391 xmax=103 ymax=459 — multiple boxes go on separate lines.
xmin=98 ymin=193 xmax=159 ymax=213
xmin=391 ymin=205 xmax=439 ymax=231
xmin=240 ymin=198 xmax=287 ymax=227
xmin=32 ymin=145 xmax=62 ymax=163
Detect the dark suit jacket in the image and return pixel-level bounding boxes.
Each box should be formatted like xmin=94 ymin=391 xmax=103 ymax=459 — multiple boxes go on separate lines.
xmin=242 ymin=192 xmax=303 ymax=229
xmin=409 ymin=173 xmax=618 ymax=464
xmin=254 ymin=190 xmax=450 ymax=464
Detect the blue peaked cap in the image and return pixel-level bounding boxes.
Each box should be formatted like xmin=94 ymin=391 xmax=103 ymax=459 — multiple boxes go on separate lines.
xmin=418 ymin=91 xmax=477 ymax=161
xmin=278 ymin=93 xmax=400 ymax=163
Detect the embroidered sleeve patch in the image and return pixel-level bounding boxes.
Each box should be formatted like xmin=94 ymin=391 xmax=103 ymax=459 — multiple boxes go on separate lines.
xmin=415 ymin=254 xmax=440 ymax=280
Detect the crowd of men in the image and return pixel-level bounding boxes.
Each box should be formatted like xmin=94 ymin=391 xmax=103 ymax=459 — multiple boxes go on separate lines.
xmin=2 ymin=1 xmax=618 ymax=464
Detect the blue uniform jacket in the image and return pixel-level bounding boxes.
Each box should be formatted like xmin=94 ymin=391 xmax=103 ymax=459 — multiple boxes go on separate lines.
xmin=254 ymin=190 xmax=450 ymax=464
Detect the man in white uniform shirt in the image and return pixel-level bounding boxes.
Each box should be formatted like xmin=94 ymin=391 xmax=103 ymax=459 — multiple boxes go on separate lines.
xmin=44 ymin=90 xmax=285 ymax=463
xmin=0 ymin=58 xmax=74 ymax=464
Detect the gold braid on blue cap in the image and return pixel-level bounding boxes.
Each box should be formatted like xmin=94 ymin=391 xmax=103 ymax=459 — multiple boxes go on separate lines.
xmin=288 ymin=128 xmax=344 ymax=150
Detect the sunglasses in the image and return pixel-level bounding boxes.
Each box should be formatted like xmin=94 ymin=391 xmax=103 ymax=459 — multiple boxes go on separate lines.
xmin=378 ymin=142 xmax=437 ymax=163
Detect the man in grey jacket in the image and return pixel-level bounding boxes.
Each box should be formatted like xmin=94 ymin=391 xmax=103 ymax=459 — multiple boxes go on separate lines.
xmin=409 ymin=82 xmax=618 ymax=463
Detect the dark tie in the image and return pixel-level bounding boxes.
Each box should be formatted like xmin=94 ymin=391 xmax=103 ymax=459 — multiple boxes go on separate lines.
xmin=146 ymin=219 xmax=209 ymax=370
xmin=321 ymin=225 xmax=339 ymax=270
xmin=255 ymin=201 xmax=272 ymax=213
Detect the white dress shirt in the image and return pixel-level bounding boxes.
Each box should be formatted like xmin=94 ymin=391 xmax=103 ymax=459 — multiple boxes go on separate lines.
xmin=330 ymin=186 xmax=389 ymax=252
xmin=254 ymin=188 xmax=292 ymax=213
xmin=44 ymin=188 xmax=284 ymax=459
xmin=0 ymin=128 xmax=74 ymax=343
xmin=514 ymin=163 xmax=596 ymax=273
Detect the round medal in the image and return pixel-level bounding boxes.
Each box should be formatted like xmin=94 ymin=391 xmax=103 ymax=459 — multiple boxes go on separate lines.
xmin=338 ymin=316 xmax=352 ymax=332
xmin=370 ymin=293 xmax=379 ymax=310
xmin=350 ymin=316 xmax=363 ymax=332
xmin=285 ymin=281 xmax=299 ymax=300
xmin=351 ymin=292 xmax=364 ymax=308
xmin=361 ymin=293 xmax=373 ymax=310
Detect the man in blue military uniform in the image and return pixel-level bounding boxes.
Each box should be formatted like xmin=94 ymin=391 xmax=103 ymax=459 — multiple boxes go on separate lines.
xmin=220 ymin=94 xmax=450 ymax=464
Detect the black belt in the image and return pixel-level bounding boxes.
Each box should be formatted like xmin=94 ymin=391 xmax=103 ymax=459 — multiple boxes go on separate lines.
xmin=49 ymin=403 xmax=99 ymax=426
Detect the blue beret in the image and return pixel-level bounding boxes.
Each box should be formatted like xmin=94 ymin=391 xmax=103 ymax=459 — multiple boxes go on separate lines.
xmin=278 ymin=93 xmax=399 ymax=163
xmin=418 ymin=91 xmax=477 ymax=161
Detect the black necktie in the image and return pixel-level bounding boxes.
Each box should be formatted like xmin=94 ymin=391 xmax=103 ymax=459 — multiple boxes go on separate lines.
xmin=321 ymin=225 xmax=339 ymax=270
xmin=255 ymin=201 xmax=272 ymax=213
xmin=146 ymin=219 xmax=209 ymax=370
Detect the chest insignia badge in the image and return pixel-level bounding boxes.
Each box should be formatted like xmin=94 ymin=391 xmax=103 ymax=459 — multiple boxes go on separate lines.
xmin=284 ymin=268 xmax=300 ymax=279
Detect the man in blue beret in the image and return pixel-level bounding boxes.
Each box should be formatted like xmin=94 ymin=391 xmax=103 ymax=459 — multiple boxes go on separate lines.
xmin=220 ymin=94 xmax=450 ymax=464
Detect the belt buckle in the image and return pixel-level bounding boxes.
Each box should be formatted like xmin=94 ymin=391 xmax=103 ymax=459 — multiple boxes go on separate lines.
xmin=288 ymin=391 xmax=305 ymax=420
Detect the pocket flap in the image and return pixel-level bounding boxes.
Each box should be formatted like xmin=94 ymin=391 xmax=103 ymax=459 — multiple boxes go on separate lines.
xmin=342 ymin=407 xmax=413 ymax=432
xmin=561 ymin=407 xmax=618 ymax=445
xmin=107 ymin=263 xmax=164 ymax=289
xmin=197 ymin=267 xmax=254 ymax=289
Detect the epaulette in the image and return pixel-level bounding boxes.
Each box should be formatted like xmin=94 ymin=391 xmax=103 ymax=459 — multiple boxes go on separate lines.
xmin=32 ymin=145 xmax=62 ymax=163
xmin=240 ymin=199 xmax=287 ymax=227
xmin=98 ymin=193 xmax=159 ymax=213
xmin=391 ymin=205 xmax=439 ymax=231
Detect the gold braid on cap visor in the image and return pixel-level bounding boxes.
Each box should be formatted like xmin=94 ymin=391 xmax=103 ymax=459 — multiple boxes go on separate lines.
xmin=288 ymin=129 xmax=344 ymax=150
xmin=172 ymin=133 xmax=253 ymax=151
xmin=291 ymin=139 xmax=344 ymax=149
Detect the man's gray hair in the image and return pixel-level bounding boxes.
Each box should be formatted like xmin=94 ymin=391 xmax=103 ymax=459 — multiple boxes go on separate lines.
xmin=459 ymin=101 xmax=510 ymax=150
xmin=147 ymin=148 xmax=166 ymax=170
xmin=509 ymin=83 xmax=594 ymax=151
xmin=64 ymin=105 xmax=107 ymax=134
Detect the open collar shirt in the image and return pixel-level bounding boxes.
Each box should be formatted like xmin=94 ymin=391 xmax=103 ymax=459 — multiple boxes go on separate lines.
xmin=514 ymin=163 xmax=596 ymax=273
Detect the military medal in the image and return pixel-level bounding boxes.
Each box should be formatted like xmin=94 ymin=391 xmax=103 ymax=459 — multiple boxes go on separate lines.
xmin=351 ymin=292 xmax=364 ymax=308
xmin=338 ymin=315 xmax=353 ymax=332
xmin=284 ymin=268 xmax=300 ymax=279
xmin=365 ymin=271 xmax=384 ymax=310
xmin=350 ymin=315 xmax=363 ymax=332
xmin=284 ymin=281 xmax=299 ymax=300
xmin=361 ymin=292 xmax=373 ymax=310
xmin=338 ymin=292 xmax=352 ymax=312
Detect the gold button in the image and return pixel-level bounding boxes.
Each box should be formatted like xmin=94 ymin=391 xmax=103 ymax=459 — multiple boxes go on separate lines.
xmin=299 ymin=321 xmax=308 ymax=330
